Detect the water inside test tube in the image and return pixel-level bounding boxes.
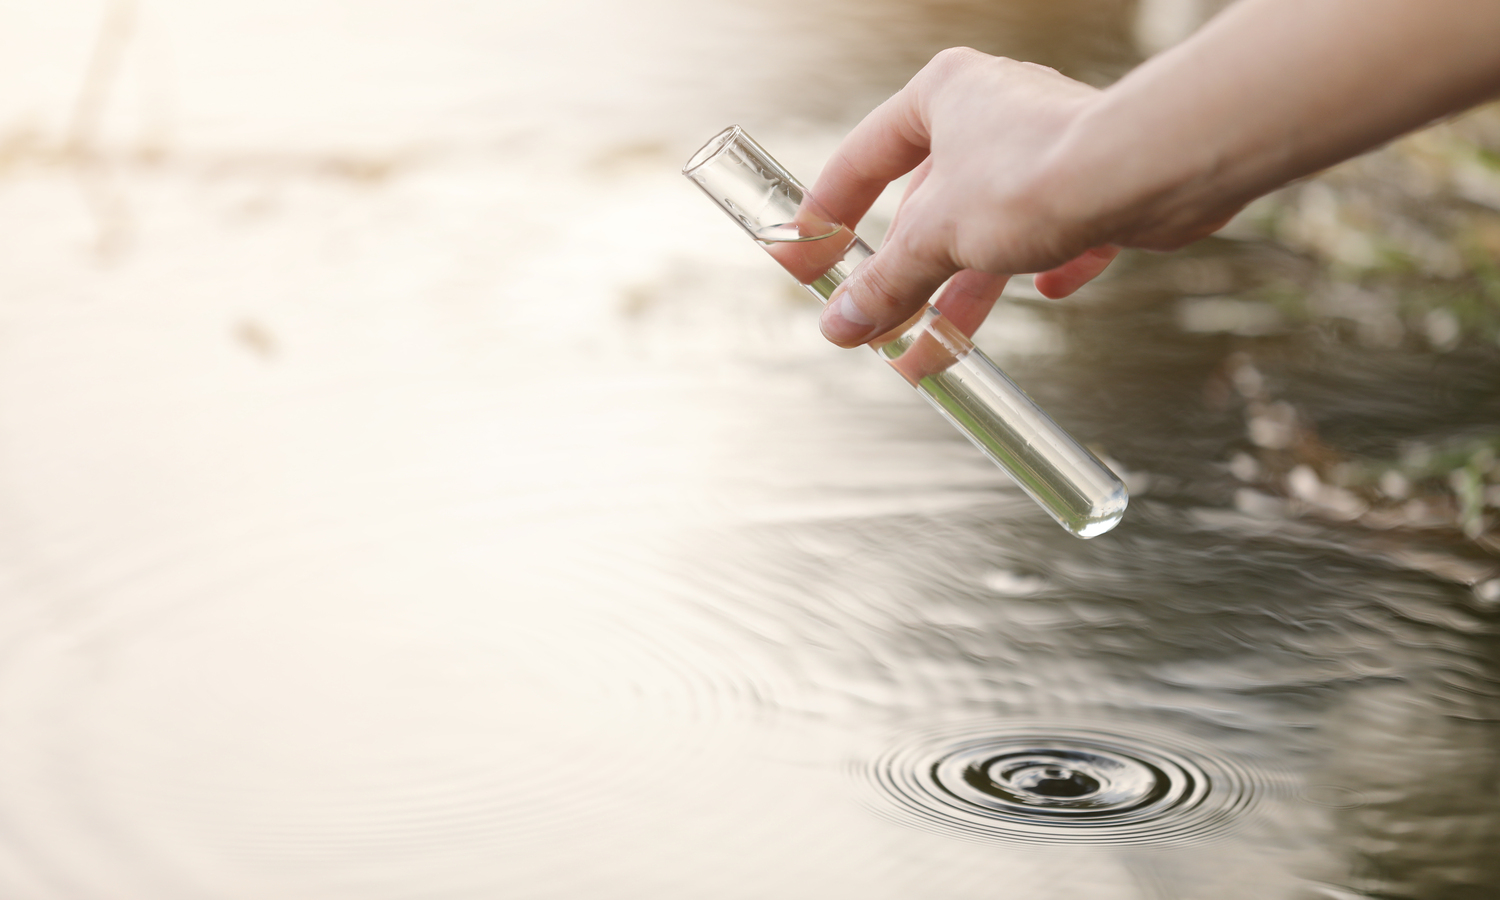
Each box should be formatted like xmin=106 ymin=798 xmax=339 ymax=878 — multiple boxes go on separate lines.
xmin=885 ymin=340 xmax=1128 ymax=538
xmin=751 ymin=223 xmax=842 ymax=243
xmin=753 ymin=223 xmax=871 ymax=304
xmin=752 ymin=219 xmax=1125 ymax=536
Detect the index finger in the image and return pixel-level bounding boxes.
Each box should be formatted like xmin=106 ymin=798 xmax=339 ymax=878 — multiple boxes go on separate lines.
xmin=808 ymin=86 xmax=931 ymax=231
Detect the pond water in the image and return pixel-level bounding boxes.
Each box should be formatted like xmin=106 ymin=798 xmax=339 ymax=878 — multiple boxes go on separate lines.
xmin=0 ymin=1 xmax=1497 ymax=897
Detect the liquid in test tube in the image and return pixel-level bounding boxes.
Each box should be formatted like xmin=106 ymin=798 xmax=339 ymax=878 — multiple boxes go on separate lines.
xmin=683 ymin=126 xmax=1128 ymax=538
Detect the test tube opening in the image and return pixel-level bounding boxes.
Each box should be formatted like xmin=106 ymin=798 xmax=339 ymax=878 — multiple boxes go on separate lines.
xmin=682 ymin=125 xmax=742 ymax=177
xmin=684 ymin=126 xmax=858 ymax=292
xmin=684 ymin=128 xmax=843 ymax=235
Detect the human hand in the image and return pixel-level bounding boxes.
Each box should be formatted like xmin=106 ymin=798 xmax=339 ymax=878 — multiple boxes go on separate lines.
xmin=810 ymin=48 xmax=1231 ymax=347
xmin=808 ymin=49 xmax=1109 ymax=347
xmin=813 ymin=0 xmax=1500 ymax=350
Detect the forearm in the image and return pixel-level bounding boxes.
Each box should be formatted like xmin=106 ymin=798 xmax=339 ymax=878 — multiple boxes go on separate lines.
xmin=809 ymin=1 xmax=1500 ymax=345
xmin=1055 ymin=0 xmax=1500 ymax=245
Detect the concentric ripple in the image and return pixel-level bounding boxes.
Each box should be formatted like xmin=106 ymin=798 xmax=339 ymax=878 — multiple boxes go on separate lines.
xmin=858 ymin=722 xmax=1274 ymax=847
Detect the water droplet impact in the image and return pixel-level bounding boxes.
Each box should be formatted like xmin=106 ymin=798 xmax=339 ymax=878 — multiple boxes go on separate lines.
xmin=858 ymin=723 xmax=1272 ymax=846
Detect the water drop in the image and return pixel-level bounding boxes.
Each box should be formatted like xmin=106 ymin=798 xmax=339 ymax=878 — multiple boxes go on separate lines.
xmin=858 ymin=722 xmax=1274 ymax=847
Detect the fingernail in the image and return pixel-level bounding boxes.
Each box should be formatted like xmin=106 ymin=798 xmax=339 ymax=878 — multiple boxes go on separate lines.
xmin=820 ymin=288 xmax=878 ymax=345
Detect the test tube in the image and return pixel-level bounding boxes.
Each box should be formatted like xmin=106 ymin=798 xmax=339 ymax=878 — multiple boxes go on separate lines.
xmin=683 ymin=126 xmax=1128 ymax=538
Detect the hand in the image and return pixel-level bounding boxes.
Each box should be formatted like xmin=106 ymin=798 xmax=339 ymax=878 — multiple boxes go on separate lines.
xmin=812 ymin=0 xmax=1500 ymax=349
xmin=810 ymin=48 xmax=1130 ymax=347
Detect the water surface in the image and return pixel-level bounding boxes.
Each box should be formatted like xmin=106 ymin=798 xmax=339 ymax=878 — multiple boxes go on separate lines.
xmin=0 ymin=1 xmax=1497 ymax=897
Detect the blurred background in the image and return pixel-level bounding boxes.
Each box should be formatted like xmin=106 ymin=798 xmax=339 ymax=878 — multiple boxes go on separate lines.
xmin=1 ymin=0 xmax=1498 ymax=897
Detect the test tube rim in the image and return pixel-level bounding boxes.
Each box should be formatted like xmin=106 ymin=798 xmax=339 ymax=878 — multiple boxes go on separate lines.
xmin=682 ymin=125 xmax=744 ymax=177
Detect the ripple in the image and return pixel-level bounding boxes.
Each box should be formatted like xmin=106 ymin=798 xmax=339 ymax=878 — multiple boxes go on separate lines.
xmin=857 ymin=722 xmax=1275 ymax=847
xmin=1298 ymin=784 xmax=1367 ymax=809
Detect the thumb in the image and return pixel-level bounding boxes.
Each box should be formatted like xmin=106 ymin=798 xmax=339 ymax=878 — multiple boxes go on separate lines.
xmin=818 ymin=232 xmax=957 ymax=348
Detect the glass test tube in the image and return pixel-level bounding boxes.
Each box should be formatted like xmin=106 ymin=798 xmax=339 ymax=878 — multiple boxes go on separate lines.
xmin=683 ymin=126 xmax=1128 ymax=538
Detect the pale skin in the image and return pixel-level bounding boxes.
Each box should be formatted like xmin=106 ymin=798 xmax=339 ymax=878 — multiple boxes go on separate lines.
xmin=813 ymin=0 xmax=1500 ymax=347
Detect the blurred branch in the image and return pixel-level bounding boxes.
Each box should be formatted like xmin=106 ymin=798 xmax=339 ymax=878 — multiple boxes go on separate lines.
xmin=66 ymin=0 xmax=139 ymax=260
xmin=65 ymin=0 xmax=137 ymax=158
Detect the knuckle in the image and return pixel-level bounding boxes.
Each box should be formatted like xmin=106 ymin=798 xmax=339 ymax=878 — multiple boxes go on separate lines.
xmin=860 ymin=228 xmax=954 ymax=321
xmin=927 ymin=46 xmax=983 ymax=76
xmin=825 ymin=152 xmax=872 ymax=192
xmin=1017 ymin=60 xmax=1063 ymax=77
xmin=855 ymin=260 xmax=908 ymax=319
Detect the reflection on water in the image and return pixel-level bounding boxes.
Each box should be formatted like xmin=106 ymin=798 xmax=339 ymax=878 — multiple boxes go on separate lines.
xmin=1 ymin=0 xmax=1499 ymax=897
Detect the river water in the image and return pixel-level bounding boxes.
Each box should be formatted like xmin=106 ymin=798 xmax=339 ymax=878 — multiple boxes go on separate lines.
xmin=1 ymin=1 xmax=1498 ymax=897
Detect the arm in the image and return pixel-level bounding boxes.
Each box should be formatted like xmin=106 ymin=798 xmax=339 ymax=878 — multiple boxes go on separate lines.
xmin=813 ymin=0 xmax=1500 ymax=347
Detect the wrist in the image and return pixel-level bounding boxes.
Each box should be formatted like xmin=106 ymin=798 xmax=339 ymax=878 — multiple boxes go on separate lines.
xmin=1042 ymin=86 xmax=1225 ymax=253
xmin=1023 ymin=95 xmax=1140 ymax=258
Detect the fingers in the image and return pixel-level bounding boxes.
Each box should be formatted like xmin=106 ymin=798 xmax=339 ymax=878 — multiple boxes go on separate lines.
xmin=810 ymin=93 xmax=943 ymax=348
xmin=818 ymin=228 xmax=959 ymax=347
xmin=809 ymin=48 xmax=1010 ymax=347
xmin=763 ymin=226 xmax=858 ymax=285
xmin=932 ymin=269 xmax=1010 ymax=338
xmin=881 ymin=156 xmax=933 ymax=242
xmin=808 ymin=88 xmax=931 ymax=231
xmin=1032 ymin=245 xmax=1120 ymax=298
